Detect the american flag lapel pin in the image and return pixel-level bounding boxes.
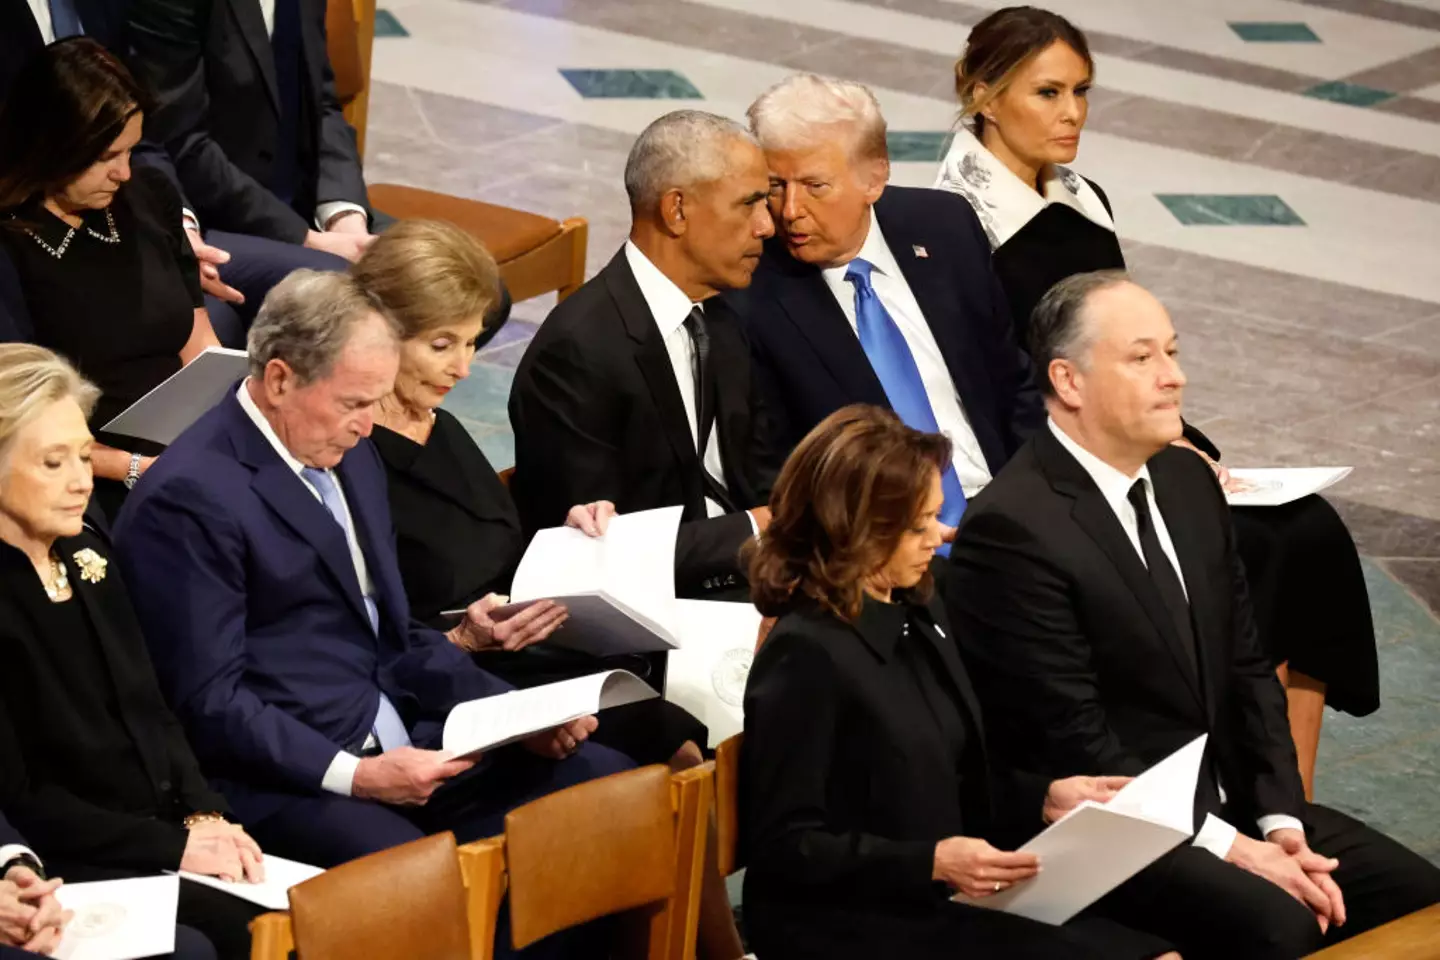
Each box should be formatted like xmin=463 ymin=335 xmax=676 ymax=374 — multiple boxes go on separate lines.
xmin=913 ymin=244 xmax=929 ymax=258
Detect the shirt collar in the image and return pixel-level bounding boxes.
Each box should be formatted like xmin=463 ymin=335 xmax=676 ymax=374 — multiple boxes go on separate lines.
xmin=820 ymin=207 xmax=901 ymax=285
xmin=933 ymin=126 xmax=1115 ymax=250
xmin=1047 ymin=418 xmax=1151 ymax=517
xmin=236 ymin=379 xmax=308 ymax=478
xmin=624 ymin=239 xmax=699 ymax=339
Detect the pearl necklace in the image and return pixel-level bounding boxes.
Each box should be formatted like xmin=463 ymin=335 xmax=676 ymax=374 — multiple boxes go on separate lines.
xmin=43 ymin=555 xmax=70 ymax=602
xmin=21 ymin=208 xmax=121 ymax=259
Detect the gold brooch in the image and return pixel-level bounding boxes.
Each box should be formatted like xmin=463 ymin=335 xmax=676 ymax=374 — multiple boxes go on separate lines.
xmin=72 ymin=548 xmax=107 ymax=584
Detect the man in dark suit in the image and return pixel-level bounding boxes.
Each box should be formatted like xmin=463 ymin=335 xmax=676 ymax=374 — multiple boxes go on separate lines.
xmin=947 ymin=270 xmax=1440 ymax=957
xmin=0 ymin=812 xmax=64 ymax=957
xmin=735 ymin=75 xmax=1042 ymax=549
xmin=113 ymin=271 xmax=630 ymax=892
xmin=509 ymin=109 xmax=783 ymax=600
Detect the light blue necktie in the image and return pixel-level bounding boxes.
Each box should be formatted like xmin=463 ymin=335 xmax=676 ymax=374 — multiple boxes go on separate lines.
xmin=301 ymin=467 xmax=411 ymax=752
xmin=47 ymin=0 xmax=84 ymax=38
xmin=845 ymin=258 xmax=967 ymax=551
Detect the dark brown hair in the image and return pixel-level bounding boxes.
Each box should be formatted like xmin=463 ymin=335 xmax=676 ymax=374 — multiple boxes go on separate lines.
xmin=955 ymin=6 xmax=1093 ymax=139
xmin=0 ymin=38 xmax=151 ymax=214
xmin=747 ymin=404 xmax=952 ymax=622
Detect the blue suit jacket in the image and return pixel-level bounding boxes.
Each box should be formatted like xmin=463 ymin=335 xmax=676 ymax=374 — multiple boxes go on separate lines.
xmin=0 ymin=809 xmax=24 ymax=849
xmin=113 ymin=389 xmax=510 ymax=823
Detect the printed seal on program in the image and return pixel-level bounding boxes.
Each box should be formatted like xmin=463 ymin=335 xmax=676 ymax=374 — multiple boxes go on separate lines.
xmin=711 ymin=647 xmax=753 ymax=708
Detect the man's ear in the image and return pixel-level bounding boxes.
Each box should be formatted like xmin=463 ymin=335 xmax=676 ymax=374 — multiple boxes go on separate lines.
xmin=261 ymin=358 xmax=295 ymax=401
xmin=660 ymin=188 xmax=688 ymax=236
xmin=1050 ymin=358 xmax=1084 ymax=410
xmin=863 ymin=155 xmax=890 ymax=204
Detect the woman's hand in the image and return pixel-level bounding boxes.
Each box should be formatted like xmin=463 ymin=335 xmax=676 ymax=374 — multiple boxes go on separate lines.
xmin=181 ymin=820 xmax=265 ymax=883
xmin=564 ymin=501 xmax=616 ymax=537
xmin=448 ymin=594 xmax=568 ymax=653
xmin=932 ymin=837 xmax=1039 ymax=899
xmin=1170 ymin=438 xmax=1243 ymax=493
xmin=1042 ymin=775 xmax=1132 ymax=823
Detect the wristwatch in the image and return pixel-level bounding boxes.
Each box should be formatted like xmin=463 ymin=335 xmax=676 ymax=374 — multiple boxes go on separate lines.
xmin=124 ymin=452 xmax=143 ymax=490
xmin=1 ymin=851 xmax=45 ymax=880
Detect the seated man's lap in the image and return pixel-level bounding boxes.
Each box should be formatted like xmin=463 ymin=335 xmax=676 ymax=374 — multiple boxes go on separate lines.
xmin=205 ymin=230 xmax=349 ymax=322
xmin=1305 ymin=802 xmax=1440 ymax=941
xmin=246 ymin=792 xmax=427 ymax=868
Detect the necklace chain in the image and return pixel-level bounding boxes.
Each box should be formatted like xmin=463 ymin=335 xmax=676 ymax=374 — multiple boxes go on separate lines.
xmin=19 ymin=208 xmax=121 ymax=259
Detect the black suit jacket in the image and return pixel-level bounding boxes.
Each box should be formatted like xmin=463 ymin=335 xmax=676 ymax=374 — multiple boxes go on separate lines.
xmin=740 ymin=591 xmax=1049 ymax=958
xmin=945 ymin=429 xmax=1306 ymax=829
xmin=126 ymin=0 xmax=368 ymax=243
xmin=509 ymin=249 xmax=782 ymax=598
xmin=735 ymin=186 xmax=1043 ymax=467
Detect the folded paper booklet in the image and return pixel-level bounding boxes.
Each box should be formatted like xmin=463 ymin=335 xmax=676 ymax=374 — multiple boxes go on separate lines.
xmin=954 ymin=734 xmax=1208 ymax=925
xmin=100 ymin=347 xmax=249 ymax=447
xmin=442 ymin=669 xmax=657 ymax=760
xmin=499 ymin=505 xmax=685 ymax=656
xmin=1224 ymin=467 xmax=1352 ymax=508
xmin=176 ymin=854 xmax=324 ymax=910
xmin=665 ymin=599 xmax=762 ymax=748
xmin=54 ymin=874 xmax=179 ymax=960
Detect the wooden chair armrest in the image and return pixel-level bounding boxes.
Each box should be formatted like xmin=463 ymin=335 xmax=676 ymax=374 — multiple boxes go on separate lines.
xmin=248 ymin=911 xmax=295 ymax=960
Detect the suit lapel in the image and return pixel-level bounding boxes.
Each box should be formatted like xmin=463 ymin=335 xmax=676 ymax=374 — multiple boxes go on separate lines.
xmin=914 ymin=603 xmax=986 ymax=743
xmin=226 ymin=0 xmax=280 ymax=112
xmin=1152 ymin=464 xmax=1219 ymax=723
xmin=702 ymin=298 xmax=754 ymax=507
xmin=337 ymin=446 xmax=411 ymax=646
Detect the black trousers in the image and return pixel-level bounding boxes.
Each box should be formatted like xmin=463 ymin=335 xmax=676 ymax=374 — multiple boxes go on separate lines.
xmin=202 ymin=230 xmax=349 ymax=347
xmin=1090 ymin=803 xmax=1440 ymax=959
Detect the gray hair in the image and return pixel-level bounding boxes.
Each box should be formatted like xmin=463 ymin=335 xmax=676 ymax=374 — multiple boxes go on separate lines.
xmin=623 ymin=110 xmax=758 ymax=212
xmin=1028 ymin=270 xmax=1132 ymax=397
xmin=747 ymin=73 xmax=888 ymax=162
xmin=0 ymin=343 xmax=100 ymax=465
xmin=247 ymin=270 xmax=400 ymax=384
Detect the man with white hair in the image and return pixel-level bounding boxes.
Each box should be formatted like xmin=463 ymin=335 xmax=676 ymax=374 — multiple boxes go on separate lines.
xmin=510 ymin=109 xmax=783 ymax=600
xmin=737 ymin=73 xmax=1043 ymax=549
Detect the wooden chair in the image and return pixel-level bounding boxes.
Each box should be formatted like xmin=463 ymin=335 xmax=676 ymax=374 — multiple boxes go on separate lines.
xmin=325 ymin=0 xmax=588 ymax=304
xmin=1278 ymin=661 xmax=1326 ymax=802
xmin=1307 ymin=904 xmax=1440 ymax=958
xmin=714 ymin=734 xmax=743 ymax=879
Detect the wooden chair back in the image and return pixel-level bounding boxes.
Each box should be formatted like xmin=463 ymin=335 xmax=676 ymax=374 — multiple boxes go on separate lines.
xmin=713 ymin=734 xmax=743 ymax=878
xmin=326 ymin=0 xmax=376 ymax=154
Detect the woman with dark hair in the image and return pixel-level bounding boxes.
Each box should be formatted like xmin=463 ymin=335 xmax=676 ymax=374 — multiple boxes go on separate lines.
xmin=0 ymin=38 xmax=219 ymax=522
xmin=739 ymin=404 xmax=1176 ymax=960
xmin=933 ymin=7 xmax=1379 ymax=787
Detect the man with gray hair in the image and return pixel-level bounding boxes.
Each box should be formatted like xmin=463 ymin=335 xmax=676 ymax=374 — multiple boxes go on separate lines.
xmin=113 ymin=271 xmax=632 ymax=936
xmin=510 ymin=109 xmax=783 ymax=600
xmin=947 ymin=272 xmax=1440 ymax=958
xmin=738 ymin=73 xmax=1041 ymax=552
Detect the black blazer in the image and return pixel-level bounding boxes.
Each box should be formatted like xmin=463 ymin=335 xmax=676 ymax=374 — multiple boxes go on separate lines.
xmin=0 ymin=809 xmax=22 ymax=849
xmin=945 ymin=429 xmax=1306 ymax=828
xmin=0 ymin=0 xmax=124 ymax=91
xmin=509 ymin=249 xmax=783 ymax=598
xmin=735 ymin=186 xmax=1043 ymax=467
xmin=0 ymin=527 xmax=228 ymax=876
xmin=740 ymin=590 xmax=1050 ymax=959
xmin=125 ymin=0 xmax=369 ymax=243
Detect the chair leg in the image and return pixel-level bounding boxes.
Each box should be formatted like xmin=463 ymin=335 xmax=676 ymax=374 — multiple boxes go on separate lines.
xmin=1281 ymin=664 xmax=1327 ymax=802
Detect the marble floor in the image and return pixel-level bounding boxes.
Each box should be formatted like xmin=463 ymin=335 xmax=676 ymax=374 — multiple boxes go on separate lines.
xmin=361 ymin=0 xmax=1440 ymax=861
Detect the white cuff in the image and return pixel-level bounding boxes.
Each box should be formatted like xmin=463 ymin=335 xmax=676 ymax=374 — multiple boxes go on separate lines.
xmin=182 ymin=209 xmax=200 ymax=233
xmin=316 ymin=201 xmax=367 ymax=231
xmin=1192 ymin=812 xmax=1238 ymax=859
xmin=746 ymin=510 xmax=760 ymax=536
xmin=0 ymin=844 xmax=40 ymax=873
xmin=320 ymin=750 xmax=361 ymax=796
xmin=1258 ymin=814 xmax=1305 ymax=839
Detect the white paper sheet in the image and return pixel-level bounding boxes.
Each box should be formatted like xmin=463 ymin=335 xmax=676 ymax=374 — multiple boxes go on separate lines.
xmin=442 ymin=669 xmax=657 ymax=759
xmin=53 ymin=875 xmax=178 ymax=960
xmin=99 ymin=347 xmax=249 ymax=446
xmin=507 ymin=506 xmax=683 ymax=656
xmin=1224 ymin=467 xmax=1353 ymax=508
xmin=665 ymin=600 xmax=762 ymax=748
xmin=955 ymin=735 xmax=1207 ymax=924
xmin=175 ymin=854 xmax=324 ymax=911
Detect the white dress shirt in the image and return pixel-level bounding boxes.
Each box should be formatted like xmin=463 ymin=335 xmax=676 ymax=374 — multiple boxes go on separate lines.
xmin=1047 ymin=419 xmax=1304 ymax=857
xmin=820 ymin=210 xmax=993 ymax=498
xmin=26 ymin=0 xmax=56 ymax=41
xmin=624 ymin=241 xmax=732 ymax=519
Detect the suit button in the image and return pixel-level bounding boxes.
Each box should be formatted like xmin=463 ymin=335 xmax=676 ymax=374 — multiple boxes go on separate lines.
xmin=159 ymin=780 xmax=173 ymax=792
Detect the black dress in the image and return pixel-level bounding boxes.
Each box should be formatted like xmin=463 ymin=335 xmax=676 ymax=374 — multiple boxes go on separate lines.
xmin=0 ymin=528 xmax=261 ymax=960
xmin=740 ymin=589 xmax=1172 ymax=960
xmin=943 ymin=162 xmax=1379 ymax=714
xmin=0 ymin=167 xmax=203 ymax=522
xmin=373 ymin=409 xmax=710 ymax=764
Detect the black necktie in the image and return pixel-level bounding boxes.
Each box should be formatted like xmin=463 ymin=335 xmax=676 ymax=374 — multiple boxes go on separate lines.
xmin=1127 ymin=479 xmax=1197 ymax=673
xmin=683 ymin=305 xmax=737 ymax=513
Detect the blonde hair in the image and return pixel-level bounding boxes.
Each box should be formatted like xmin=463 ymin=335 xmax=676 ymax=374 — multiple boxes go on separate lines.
xmin=351 ymin=219 xmax=503 ymax=339
xmin=0 ymin=343 xmax=100 ymax=461
xmin=747 ymin=74 xmax=888 ymax=163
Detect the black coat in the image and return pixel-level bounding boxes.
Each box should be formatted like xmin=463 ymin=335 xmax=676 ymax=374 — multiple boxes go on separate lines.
xmin=0 ymin=0 xmax=125 ymax=92
xmin=0 ymin=527 xmax=228 ymax=877
xmin=946 ymin=429 xmax=1307 ymax=829
xmin=508 ymin=249 xmax=785 ymax=598
xmin=736 ymin=185 xmax=1043 ymax=466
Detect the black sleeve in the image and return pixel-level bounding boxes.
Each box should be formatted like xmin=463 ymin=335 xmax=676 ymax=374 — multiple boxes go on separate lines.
xmin=0 ymin=246 xmax=32 ymax=344
xmin=674 ymin=514 xmax=753 ymax=599
xmin=130 ymin=166 xmax=204 ymax=308
xmin=307 ymin=0 xmax=369 ymax=214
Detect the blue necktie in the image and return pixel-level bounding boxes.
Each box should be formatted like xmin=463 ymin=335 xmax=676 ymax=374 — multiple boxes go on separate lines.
xmin=846 ymin=258 xmax=967 ymax=548
xmin=47 ymin=0 xmax=84 ymax=38
xmin=301 ymin=467 xmax=411 ymax=752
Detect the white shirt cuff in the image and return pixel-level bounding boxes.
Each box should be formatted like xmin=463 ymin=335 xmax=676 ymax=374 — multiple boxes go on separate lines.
xmin=0 ymin=844 xmax=41 ymax=873
xmin=746 ymin=510 xmax=760 ymax=536
xmin=1192 ymin=812 xmax=1239 ymax=859
xmin=182 ymin=209 xmax=200 ymax=233
xmin=321 ymin=750 xmax=361 ymax=796
xmin=316 ymin=202 xmax=368 ymax=231
xmin=1258 ymin=814 xmax=1305 ymax=839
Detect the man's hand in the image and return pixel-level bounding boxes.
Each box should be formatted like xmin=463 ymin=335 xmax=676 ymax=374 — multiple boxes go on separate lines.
xmin=939 ymin=522 xmax=957 ymax=544
xmin=304 ymin=228 xmax=373 ymax=262
xmin=325 ymin=210 xmax=370 ymax=235
xmin=1227 ymin=833 xmax=1336 ymax=930
xmin=1269 ymin=827 xmax=1346 ymax=931
xmin=932 ymin=837 xmax=1040 ymax=899
xmin=4 ymin=867 xmax=68 ymax=956
xmin=448 ymin=595 xmax=568 ymax=653
xmin=1042 ymin=775 xmax=1132 ymax=823
xmin=565 ymin=501 xmax=616 ymax=537
xmin=524 ymin=716 xmax=598 ymax=760
xmin=353 ymin=747 xmax=475 ymax=806
xmin=184 ymin=228 xmax=244 ymax=304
